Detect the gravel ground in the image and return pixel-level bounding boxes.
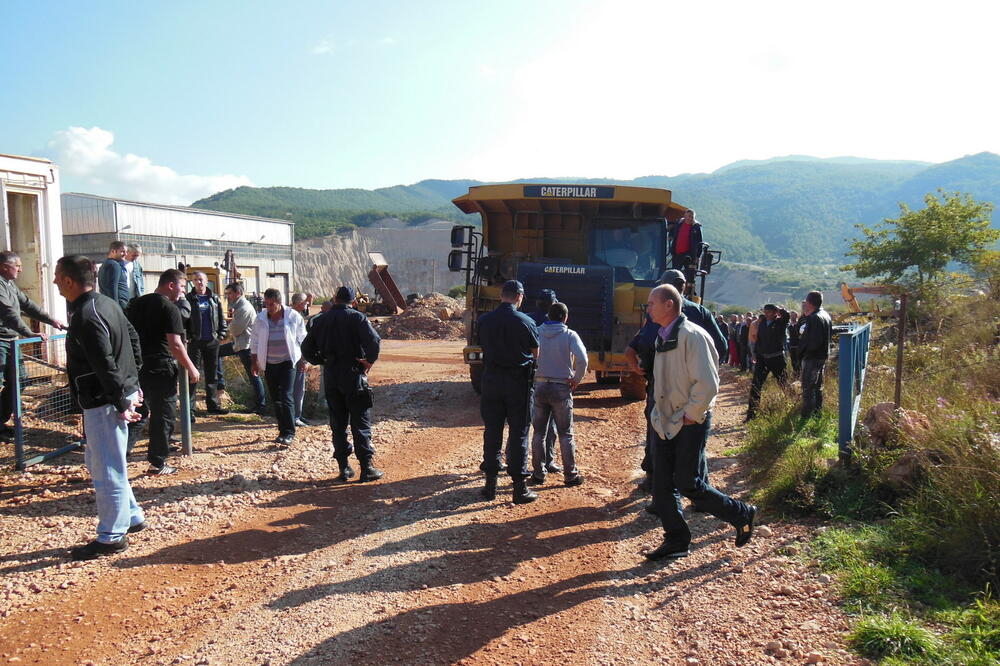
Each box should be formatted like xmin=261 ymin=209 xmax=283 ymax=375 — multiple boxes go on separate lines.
xmin=0 ymin=340 xmax=863 ymax=665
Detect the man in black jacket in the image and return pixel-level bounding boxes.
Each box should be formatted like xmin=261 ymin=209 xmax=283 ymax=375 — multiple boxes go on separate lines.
xmin=0 ymin=251 xmax=67 ymax=435
xmin=799 ymin=291 xmax=833 ymax=418
xmin=746 ymin=304 xmax=790 ymax=420
xmin=55 ymin=255 xmax=145 ymax=560
xmin=667 ymin=209 xmax=704 ymax=271
xmin=301 ymin=286 xmax=384 ymax=483
xmin=185 ymin=272 xmax=228 ymax=415
xmin=657 ymin=270 xmax=728 ymax=362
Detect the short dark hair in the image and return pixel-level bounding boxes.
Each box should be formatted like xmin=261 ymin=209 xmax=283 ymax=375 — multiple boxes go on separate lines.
xmin=0 ymin=251 xmax=19 ymax=265
xmin=263 ymin=288 xmax=282 ymax=302
xmin=108 ymin=241 xmax=126 ymax=251
xmin=224 ymin=282 xmax=243 ymax=295
xmin=806 ymin=291 xmax=823 ymax=308
xmin=763 ymin=303 xmax=778 ymax=312
xmin=158 ymin=269 xmax=186 ymax=287
xmin=56 ymin=255 xmax=96 ymax=288
xmin=547 ymin=302 xmax=568 ymax=322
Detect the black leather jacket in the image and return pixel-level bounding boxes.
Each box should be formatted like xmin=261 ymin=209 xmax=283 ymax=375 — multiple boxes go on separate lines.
xmin=185 ymin=287 xmax=228 ymax=342
xmin=66 ymin=291 xmax=142 ymax=412
xmin=799 ymin=307 xmax=833 ymax=361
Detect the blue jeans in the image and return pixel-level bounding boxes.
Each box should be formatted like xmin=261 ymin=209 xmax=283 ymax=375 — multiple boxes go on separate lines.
xmin=293 ymin=366 xmax=305 ymax=420
xmin=219 ymin=343 xmax=266 ymax=411
xmin=651 ymin=412 xmax=750 ymax=544
xmin=83 ymin=393 xmax=144 ymax=543
xmin=530 ymin=382 xmax=578 ymax=478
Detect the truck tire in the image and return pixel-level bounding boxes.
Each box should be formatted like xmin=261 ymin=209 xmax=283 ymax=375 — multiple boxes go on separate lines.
xmin=619 ymin=371 xmax=647 ymax=401
xmin=595 ymin=371 xmax=619 ymax=386
xmin=470 ymin=364 xmax=483 ymax=394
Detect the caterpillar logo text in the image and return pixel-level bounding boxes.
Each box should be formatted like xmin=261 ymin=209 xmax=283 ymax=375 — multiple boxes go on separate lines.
xmin=522 ymin=185 xmax=615 ymax=199
xmin=543 ymin=266 xmax=586 ymax=274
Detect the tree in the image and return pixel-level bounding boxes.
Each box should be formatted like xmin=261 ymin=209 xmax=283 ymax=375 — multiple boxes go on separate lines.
xmin=843 ymin=190 xmax=999 ymax=295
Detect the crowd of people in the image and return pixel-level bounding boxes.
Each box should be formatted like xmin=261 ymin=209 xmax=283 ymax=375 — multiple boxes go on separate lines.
xmin=2 ymin=236 xmax=832 ymax=566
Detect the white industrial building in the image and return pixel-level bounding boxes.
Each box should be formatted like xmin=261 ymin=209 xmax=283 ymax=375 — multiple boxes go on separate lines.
xmin=61 ymin=193 xmax=294 ymax=297
xmin=0 ymin=154 xmax=67 ymax=325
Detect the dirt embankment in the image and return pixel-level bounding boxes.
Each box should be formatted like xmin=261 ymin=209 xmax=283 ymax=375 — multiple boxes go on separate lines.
xmin=294 ymin=220 xmax=458 ymax=299
xmin=0 ymin=341 xmax=859 ymax=665
xmin=372 ymin=293 xmax=465 ymax=341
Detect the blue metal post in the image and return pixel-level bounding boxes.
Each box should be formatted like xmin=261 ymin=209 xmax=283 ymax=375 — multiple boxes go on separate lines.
xmin=837 ymin=322 xmax=871 ymax=462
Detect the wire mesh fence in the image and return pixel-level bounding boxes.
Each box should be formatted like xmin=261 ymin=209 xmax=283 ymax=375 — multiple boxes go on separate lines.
xmin=4 ymin=334 xmax=83 ymax=470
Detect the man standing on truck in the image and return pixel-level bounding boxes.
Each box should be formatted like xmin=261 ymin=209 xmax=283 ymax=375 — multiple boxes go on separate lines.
xmin=667 ymin=209 xmax=703 ymax=271
xmin=476 ymin=280 xmax=539 ymax=505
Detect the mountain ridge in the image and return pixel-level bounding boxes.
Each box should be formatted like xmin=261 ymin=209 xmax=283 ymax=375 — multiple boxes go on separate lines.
xmin=192 ymin=153 xmax=1000 ymax=263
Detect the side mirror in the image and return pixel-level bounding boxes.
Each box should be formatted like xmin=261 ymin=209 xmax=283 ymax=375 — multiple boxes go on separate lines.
xmin=451 ymin=226 xmax=468 ymax=248
xmin=448 ymin=250 xmax=466 ymax=272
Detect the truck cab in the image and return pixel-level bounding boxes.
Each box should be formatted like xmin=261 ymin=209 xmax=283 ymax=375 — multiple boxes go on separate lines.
xmin=448 ymin=183 xmax=699 ymax=398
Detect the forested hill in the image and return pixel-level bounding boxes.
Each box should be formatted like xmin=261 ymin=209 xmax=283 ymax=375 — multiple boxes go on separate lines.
xmin=192 ymin=153 xmax=1000 ymax=263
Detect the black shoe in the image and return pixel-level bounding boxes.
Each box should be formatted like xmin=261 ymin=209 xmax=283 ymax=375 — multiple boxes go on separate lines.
xmin=337 ymin=463 xmax=356 ymax=482
xmin=168 ymin=444 xmax=181 ymax=453
xmin=526 ymin=474 xmax=545 ymax=486
xmin=253 ymin=407 xmax=269 ymax=416
xmin=359 ymin=466 xmax=384 ymax=483
xmin=512 ymin=480 xmax=538 ymax=504
xmin=564 ymin=474 xmax=584 ymax=487
xmin=127 ymin=521 xmax=148 ymax=534
xmin=481 ymin=475 xmax=497 ymax=500
xmin=645 ymin=502 xmax=661 ymax=516
xmin=644 ymin=540 xmax=690 ymax=561
xmin=735 ymin=505 xmax=758 ymax=548
xmin=207 ymin=408 xmax=230 ymax=415
xmin=273 ymin=435 xmax=286 ymax=444
xmin=545 ymin=463 xmax=562 ymax=474
xmin=70 ymin=537 xmax=128 ymax=561
xmin=147 ymin=464 xmax=177 ymax=476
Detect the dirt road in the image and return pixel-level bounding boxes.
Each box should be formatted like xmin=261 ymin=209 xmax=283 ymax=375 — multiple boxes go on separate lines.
xmin=0 ymin=341 xmax=858 ymax=665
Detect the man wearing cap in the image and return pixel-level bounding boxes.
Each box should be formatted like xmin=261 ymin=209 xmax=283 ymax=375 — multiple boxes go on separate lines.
xmin=746 ymin=304 xmax=790 ymax=421
xmin=525 ymin=288 xmax=560 ymax=474
xmin=655 ymin=269 xmax=728 ymax=362
xmin=476 ymin=279 xmax=539 ymax=504
xmin=301 ymin=286 xmax=384 ymax=482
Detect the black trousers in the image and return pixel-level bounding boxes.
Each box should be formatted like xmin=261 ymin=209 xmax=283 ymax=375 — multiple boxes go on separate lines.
xmin=323 ymin=366 xmax=375 ymax=464
xmin=264 ymin=360 xmax=296 ymax=438
xmin=480 ymin=370 xmax=533 ymax=479
xmin=651 ymin=412 xmax=750 ymax=545
xmin=140 ymin=364 xmax=178 ymax=469
xmin=747 ymin=354 xmax=787 ymax=418
xmin=188 ymin=338 xmax=221 ymax=410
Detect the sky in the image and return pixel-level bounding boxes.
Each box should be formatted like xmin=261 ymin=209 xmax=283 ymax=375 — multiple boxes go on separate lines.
xmin=2 ymin=0 xmax=998 ymax=205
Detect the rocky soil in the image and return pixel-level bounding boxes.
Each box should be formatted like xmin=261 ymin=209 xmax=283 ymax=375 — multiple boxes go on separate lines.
xmin=373 ymin=293 xmax=465 ymax=341
xmin=0 ymin=341 xmax=862 ymax=665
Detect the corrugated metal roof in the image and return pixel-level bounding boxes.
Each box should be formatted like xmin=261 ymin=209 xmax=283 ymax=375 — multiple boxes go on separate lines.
xmin=63 ymin=192 xmax=293 ymax=225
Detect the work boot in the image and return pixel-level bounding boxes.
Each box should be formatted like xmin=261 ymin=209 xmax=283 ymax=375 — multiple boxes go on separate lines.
xmin=337 ymin=461 xmax=355 ymax=482
xmin=481 ymin=475 xmax=497 ymax=501
xmin=512 ymin=478 xmax=538 ymax=504
xmin=358 ymin=463 xmax=384 ymax=483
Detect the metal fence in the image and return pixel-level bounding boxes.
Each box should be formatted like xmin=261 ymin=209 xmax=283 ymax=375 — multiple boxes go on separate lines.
xmin=6 ymin=334 xmax=83 ymax=470
xmin=837 ymin=322 xmax=872 ymax=461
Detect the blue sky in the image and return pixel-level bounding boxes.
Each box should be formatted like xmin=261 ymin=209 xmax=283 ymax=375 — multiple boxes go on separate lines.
xmin=2 ymin=0 xmax=997 ymax=204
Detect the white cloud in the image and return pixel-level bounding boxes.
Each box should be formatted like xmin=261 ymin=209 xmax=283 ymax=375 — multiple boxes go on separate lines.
xmin=47 ymin=126 xmax=254 ymax=205
xmin=311 ymin=39 xmax=334 ymax=55
xmin=378 ymin=36 xmax=396 ymax=45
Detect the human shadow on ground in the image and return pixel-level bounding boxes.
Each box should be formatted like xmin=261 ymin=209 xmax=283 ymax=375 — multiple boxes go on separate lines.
xmin=111 ymin=473 xmax=492 ymax=570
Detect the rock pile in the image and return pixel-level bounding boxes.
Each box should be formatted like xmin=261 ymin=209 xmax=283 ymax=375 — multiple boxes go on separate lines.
xmin=373 ymin=293 xmax=465 ymax=340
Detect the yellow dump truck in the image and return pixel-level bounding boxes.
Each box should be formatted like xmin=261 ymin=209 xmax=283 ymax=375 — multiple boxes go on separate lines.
xmin=448 ymin=183 xmax=708 ymax=398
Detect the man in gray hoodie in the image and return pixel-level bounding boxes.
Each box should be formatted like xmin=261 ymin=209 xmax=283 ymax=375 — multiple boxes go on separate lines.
xmin=529 ymin=302 xmax=588 ymax=486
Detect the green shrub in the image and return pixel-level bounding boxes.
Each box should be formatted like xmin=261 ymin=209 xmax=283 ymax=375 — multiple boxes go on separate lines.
xmin=849 ymin=614 xmax=940 ymax=660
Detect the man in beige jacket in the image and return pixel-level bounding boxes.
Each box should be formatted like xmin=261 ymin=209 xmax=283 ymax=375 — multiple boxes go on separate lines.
xmin=645 ymin=284 xmax=758 ymax=560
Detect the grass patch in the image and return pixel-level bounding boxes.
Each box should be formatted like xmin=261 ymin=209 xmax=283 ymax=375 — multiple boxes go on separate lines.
xmin=849 ymin=614 xmax=940 ymax=661
xmin=220 ymin=413 xmax=264 ymax=424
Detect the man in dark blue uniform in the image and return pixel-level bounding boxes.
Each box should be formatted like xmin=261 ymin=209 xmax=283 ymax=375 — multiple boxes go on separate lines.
xmin=301 ymin=286 xmax=384 ymax=483
xmin=525 ymin=288 xmax=560 ymax=474
xmin=657 ymin=270 xmax=728 ymax=361
xmin=477 ymin=280 xmax=539 ymax=504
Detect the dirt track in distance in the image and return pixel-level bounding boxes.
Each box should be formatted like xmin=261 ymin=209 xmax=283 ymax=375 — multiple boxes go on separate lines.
xmin=0 ymin=340 xmax=860 ymax=665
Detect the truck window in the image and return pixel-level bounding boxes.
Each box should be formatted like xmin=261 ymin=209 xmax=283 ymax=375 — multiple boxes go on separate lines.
xmin=590 ymin=221 xmax=663 ymax=283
